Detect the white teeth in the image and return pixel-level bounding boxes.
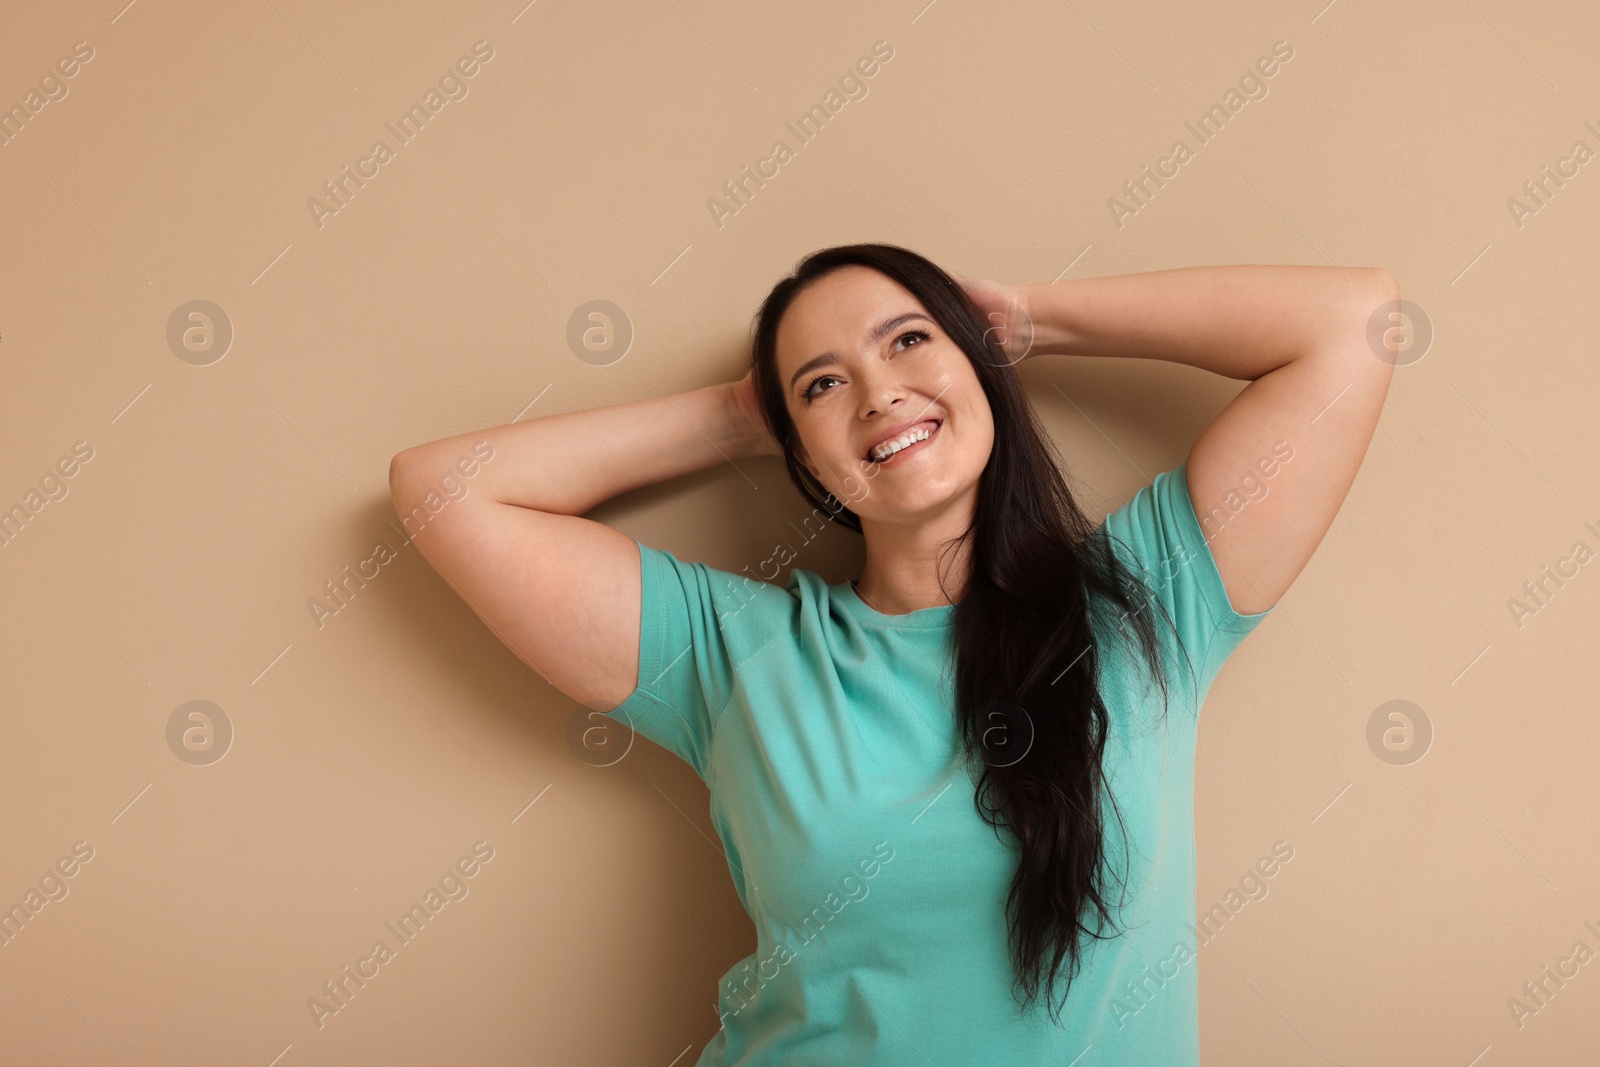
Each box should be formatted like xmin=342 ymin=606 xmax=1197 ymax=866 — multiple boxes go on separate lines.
xmin=870 ymin=423 xmax=936 ymax=462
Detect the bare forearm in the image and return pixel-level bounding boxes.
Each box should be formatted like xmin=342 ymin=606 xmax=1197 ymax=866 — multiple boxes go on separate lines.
xmin=1021 ymin=265 xmax=1396 ymax=380
xmin=390 ymin=382 xmax=763 ymax=515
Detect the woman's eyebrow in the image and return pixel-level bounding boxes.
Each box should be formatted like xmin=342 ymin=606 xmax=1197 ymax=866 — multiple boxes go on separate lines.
xmin=787 ymin=312 xmax=935 ymax=391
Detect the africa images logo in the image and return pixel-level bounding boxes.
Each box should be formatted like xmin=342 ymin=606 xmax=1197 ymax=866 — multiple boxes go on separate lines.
xmin=306 ymin=840 xmax=496 ymax=1030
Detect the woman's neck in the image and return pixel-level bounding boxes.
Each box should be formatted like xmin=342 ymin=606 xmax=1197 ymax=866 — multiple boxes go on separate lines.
xmin=854 ymin=510 xmax=974 ymax=614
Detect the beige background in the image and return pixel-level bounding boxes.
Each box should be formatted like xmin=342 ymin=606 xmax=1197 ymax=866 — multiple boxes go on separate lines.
xmin=2 ymin=0 xmax=1597 ymax=1063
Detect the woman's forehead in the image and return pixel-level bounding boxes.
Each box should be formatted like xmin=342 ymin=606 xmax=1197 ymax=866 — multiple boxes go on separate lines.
xmin=776 ymin=270 xmax=925 ymax=374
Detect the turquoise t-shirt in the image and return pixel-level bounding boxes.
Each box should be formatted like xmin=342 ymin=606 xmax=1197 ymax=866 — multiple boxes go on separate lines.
xmin=605 ymin=462 xmax=1272 ymax=1066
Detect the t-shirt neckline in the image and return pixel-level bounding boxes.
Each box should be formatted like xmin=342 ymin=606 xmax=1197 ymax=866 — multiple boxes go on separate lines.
xmin=837 ymin=578 xmax=957 ymax=629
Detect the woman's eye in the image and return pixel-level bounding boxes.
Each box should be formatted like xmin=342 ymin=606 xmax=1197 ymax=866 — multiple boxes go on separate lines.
xmin=804 ymin=375 xmax=840 ymax=401
xmin=803 ymin=331 xmax=931 ymax=401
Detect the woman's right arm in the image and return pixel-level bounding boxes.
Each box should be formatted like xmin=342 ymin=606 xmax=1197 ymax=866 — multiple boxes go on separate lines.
xmin=388 ymin=374 xmax=776 ymax=712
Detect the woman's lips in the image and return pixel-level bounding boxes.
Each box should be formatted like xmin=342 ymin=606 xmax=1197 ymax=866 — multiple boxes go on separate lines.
xmin=865 ymin=419 xmax=941 ymax=465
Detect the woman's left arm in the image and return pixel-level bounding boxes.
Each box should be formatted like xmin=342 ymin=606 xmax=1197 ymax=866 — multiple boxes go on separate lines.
xmin=997 ymin=265 xmax=1399 ymax=616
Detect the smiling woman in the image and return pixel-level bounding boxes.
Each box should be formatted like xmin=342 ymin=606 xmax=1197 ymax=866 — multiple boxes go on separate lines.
xmin=390 ymin=242 xmax=1395 ymax=1066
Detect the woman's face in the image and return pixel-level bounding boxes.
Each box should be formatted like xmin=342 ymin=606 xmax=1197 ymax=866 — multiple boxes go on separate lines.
xmin=774 ymin=266 xmax=995 ymax=525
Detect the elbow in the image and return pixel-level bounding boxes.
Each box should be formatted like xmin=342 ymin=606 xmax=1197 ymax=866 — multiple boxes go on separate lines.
xmin=388 ymin=450 xmax=414 ymax=495
xmin=1363 ymin=266 xmax=1401 ymax=302
xmin=1334 ymin=267 xmax=1403 ymax=347
xmin=388 ymin=448 xmax=429 ymax=510
xmin=1352 ymin=268 xmax=1407 ymax=374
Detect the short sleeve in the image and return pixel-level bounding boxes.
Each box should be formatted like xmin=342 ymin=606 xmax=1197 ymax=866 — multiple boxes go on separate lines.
xmin=1098 ymin=462 xmax=1273 ymax=702
xmin=601 ymin=539 xmax=772 ymax=779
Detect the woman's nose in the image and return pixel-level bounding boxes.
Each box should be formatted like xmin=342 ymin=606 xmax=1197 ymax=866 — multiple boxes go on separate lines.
xmin=857 ymin=369 xmax=907 ymax=419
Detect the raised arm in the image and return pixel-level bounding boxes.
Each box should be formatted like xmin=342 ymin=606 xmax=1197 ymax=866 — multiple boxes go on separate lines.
xmin=388 ymin=372 xmax=776 ymax=711
xmin=972 ymin=264 xmax=1398 ymax=616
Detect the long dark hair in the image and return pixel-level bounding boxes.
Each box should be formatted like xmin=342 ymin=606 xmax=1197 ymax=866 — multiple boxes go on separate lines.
xmin=747 ymin=243 xmax=1190 ymax=1022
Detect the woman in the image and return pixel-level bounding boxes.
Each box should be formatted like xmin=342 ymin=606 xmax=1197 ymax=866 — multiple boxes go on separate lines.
xmin=389 ymin=244 xmax=1397 ymax=1064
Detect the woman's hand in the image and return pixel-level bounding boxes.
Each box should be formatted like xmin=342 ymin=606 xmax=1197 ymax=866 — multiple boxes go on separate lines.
xmin=957 ymin=275 xmax=1038 ymax=366
xmin=728 ymin=369 xmax=783 ymax=457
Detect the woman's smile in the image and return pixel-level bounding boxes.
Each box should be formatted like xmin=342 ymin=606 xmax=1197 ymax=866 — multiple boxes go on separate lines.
xmin=865 ymin=417 xmax=943 ymax=467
